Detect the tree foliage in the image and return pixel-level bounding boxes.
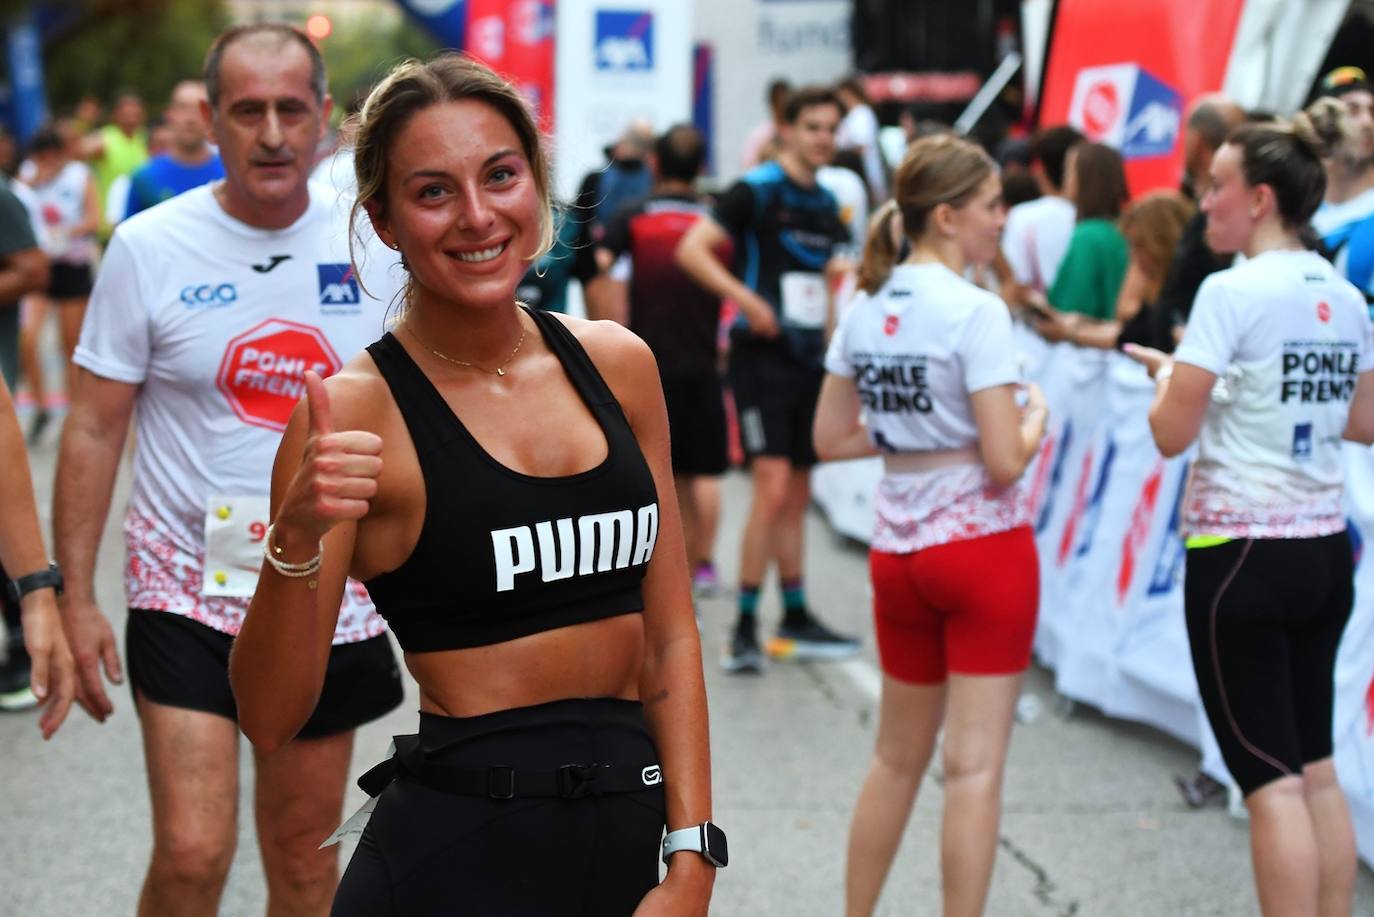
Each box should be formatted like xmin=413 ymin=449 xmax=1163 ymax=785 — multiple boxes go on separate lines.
xmin=317 ymin=10 xmax=438 ymax=117
xmin=41 ymin=0 xmax=231 ymax=114
xmin=35 ymin=0 xmax=437 ymax=121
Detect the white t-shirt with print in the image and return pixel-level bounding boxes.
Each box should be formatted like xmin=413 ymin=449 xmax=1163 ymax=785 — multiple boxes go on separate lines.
xmin=29 ymin=161 xmax=95 ymax=264
xmin=1001 ymin=195 xmax=1075 ymax=292
xmin=75 ymin=182 xmax=404 ymax=642
xmin=824 ymin=262 xmax=1027 ymax=553
xmin=1173 ymin=249 xmax=1374 ymax=539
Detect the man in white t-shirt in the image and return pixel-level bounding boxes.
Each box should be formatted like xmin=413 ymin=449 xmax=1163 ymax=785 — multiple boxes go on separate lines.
xmin=1001 ymin=125 xmax=1082 ymax=297
xmin=51 ymin=25 xmax=402 ymax=916
xmin=835 ymin=76 xmax=888 ymax=204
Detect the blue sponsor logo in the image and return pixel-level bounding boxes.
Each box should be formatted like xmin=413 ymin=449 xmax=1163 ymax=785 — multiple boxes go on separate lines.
xmin=1122 ymin=69 xmax=1182 ymax=160
xmin=1035 ymin=420 xmax=1073 ymax=534
xmin=317 ymin=263 xmax=360 ymax=309
xmin=1147 ymin=462 xmax=1189 ymax=597
xmin=1349 ymin=517 xmax=1364 ymax=568
xmin=1074 ymin=438 xmax=1118 ymax=558
xmin=1292 ymin=422 xmax=1313 ymax=460
xmin=595 ymin=10 xmax=653 ymax=72
xmin=180 ymin=282 xmax=237 ymax=308
xmin=514 ymin=0 xmax=553 ymax=44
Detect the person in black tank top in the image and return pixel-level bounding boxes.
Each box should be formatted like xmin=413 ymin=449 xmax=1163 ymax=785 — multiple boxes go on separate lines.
xmin=229 ymin=56 xmax=718 ymax=916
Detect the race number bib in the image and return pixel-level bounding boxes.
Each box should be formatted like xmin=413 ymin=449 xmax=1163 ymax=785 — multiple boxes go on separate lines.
xmin=780 ymin=271 xmax=827 ymax=330
xmin=202 ymin=496 xmax=271 ymax=597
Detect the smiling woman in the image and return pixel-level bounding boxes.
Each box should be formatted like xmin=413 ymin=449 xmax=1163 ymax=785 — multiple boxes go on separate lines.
xmin=227 ymin=54 xmax=717 ymax=916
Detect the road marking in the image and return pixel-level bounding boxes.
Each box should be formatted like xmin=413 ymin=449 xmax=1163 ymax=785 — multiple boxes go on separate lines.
xmin=836 ymin=658 xmax=882 ymax=702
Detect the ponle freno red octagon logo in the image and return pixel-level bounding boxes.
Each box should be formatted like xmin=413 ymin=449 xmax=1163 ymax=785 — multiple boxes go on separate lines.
xmin=1082 ymin=81 xmax=1120 ymax=140
xmin=216 ymin=318 xmax=342 ymax=431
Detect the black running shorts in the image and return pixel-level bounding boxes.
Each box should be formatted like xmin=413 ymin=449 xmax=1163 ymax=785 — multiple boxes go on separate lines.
xmin=661 ymin=372 xmax=728 ymax=476
xmin=727 ymin=339 xmax=823 ymax=469
xmin=332 ymin=698 xmax=665 ymax=916
xmin=46 ymin=262 xmax=93 ymax=300
xmin=1183 ymin=533 xmax=1354 ymax=797
xmin=125 ymin=608 xmax=403 ymax=739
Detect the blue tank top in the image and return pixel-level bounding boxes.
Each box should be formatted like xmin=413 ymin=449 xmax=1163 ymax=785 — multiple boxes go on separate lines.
xmin=363 ymin=308 xmax=660 ymax=652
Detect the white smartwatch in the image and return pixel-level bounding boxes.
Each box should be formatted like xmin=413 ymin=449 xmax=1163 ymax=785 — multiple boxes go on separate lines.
xmin=661 ymin=821 xmax=728 ymax=867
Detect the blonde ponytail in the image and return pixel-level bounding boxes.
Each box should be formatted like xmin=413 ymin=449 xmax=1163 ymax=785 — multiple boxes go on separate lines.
xmin=858 ymin=200 xmax=901 ymax=295
xmin=857 ymin=134 xmax=995 ymax=295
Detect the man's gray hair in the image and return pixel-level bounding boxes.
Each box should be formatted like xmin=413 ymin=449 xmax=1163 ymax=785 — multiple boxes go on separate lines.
xmin=203 ymin=24 xmax=327 ymax=108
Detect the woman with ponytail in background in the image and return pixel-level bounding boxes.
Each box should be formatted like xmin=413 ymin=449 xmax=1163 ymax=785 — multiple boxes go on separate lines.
xmin=813 ymin=134 xmax=1049 ymax=916
xmin=1127 ymin=114 xmax=1374 ymax=917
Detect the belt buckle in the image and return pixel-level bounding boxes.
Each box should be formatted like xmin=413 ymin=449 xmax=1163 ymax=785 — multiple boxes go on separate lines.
xmin=557 ymin=763 xmax=601 ymax=799
xmin=487 ymin=766 xmax=516 ymax=799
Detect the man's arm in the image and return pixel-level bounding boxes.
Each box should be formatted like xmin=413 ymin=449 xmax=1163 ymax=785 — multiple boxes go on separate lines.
xmin=0 ymin=377 xmax=75 ymax=738
xmin=675 ymin=216 xmax=778 ymax=338
xmin=53 ymin=370 xmax=138 ymax=723
xmin=0 ymin=185 xmax=48 ymax=300
xmin=586 ymin=248 xmax=630 ymax=325
xmin=0 ymin=247 xmax=48 ymax=302
xmin=77 ymin=129 xmax=106 ymax=162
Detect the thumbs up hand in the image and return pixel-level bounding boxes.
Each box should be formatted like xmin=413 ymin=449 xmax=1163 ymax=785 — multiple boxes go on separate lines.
xmin=274 ymin=371 xmax=384 ymax=546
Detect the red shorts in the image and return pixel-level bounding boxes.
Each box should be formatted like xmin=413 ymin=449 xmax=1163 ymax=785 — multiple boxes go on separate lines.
xmin=869 ymin=525 xmax=1039 ymax=684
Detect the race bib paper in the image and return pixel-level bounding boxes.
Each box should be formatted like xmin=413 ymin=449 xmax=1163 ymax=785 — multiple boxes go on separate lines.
xmin=202 ymin=496 xmax=271 ymax=597
xmin=780 ymin=271 xmax=828 ymax=329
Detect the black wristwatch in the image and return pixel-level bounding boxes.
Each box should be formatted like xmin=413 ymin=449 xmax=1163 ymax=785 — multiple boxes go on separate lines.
xmin=6 ymin=562 xmax=64 ymax=605
xmin=661 ymin=821 xmax=728 ymax=868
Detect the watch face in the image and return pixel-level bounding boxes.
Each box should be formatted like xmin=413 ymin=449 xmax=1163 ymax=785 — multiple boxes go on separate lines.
xmin=704 ymin=822 xmax=728 ymax=868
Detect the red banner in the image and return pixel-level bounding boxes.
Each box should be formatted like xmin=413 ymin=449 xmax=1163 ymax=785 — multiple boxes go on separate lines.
xmin=1039 ymin=0 xmax=1248 ymax=195
xmin=466 ymin=0 xmax=555 ymax=132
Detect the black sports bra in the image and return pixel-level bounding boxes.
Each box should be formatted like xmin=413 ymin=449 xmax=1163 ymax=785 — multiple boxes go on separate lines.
xmin=362 ymin=308 xmax=659 ymax=652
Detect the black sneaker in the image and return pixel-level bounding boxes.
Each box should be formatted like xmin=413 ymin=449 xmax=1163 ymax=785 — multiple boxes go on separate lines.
xmin=768 ymin=611 xmax=861 ymax=661
xmin=721 ymin=624 xmax=764 ymax=675
xmin=0 ymin=645 xmax=36 ymax=711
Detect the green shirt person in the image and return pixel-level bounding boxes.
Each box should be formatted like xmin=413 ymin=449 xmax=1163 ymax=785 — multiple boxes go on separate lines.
xmin=1046 ymin=142 xmax=1130 ymax=320
xmin=1048 ymin=217 xmax=1129 ymax=320
xmin=80 ymin=90 xmax=149 ymax=237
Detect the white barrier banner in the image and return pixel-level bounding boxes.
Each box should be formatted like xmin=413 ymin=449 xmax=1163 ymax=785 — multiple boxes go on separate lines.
xmin=812 ymin=325 xmax=1374 ymax=866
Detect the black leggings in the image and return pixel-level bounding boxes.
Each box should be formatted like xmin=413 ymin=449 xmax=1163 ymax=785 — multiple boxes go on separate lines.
xmin=1184 ymin=532 xmax=1353 ymax=797
xmin=332 ymin=698 xmax=665 ymax=916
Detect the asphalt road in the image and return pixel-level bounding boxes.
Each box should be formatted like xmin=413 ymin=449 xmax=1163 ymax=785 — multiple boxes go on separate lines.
xmin=3 ymin=422 xmax=1372 ymax=916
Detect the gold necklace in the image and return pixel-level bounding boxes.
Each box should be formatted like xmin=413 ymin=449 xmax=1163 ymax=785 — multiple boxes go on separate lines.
xmin=410 ymin=320 xmax=528 ymax=377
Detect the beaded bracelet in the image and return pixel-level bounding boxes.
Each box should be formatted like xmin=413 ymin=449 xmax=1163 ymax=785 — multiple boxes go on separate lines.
xmin=263 ymin=523 xmax=323 ymax=578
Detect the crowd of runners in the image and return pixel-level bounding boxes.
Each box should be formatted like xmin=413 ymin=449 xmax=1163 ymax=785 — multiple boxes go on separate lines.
xmin=0 ymin=20 xmax=1372 ymax=917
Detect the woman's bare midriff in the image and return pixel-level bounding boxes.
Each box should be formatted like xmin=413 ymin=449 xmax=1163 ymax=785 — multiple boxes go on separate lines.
xmin=403 ymin=612 xmax=646 ymax=718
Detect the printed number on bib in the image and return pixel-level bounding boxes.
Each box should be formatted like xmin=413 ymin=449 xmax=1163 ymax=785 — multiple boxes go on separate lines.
xmin=780 ymin=272 xmax=827 ymax=330
xmin=203 ymin=496 xmax=271 ymax=597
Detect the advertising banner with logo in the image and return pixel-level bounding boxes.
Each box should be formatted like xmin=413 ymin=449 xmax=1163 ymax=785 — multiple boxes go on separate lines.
xmin=1038 ymin=0 xmax=1247 ymax=195
xmin=466 ymin=0 xmax=555 ymax=130
xmin=1223 ymin=0 xmax=1348 ymax=116
xmin=3 ymin=12 xmax=47 ymax=143
xmin=393 ymin=0 xmax=467 ymax=47
xmin=812 ymin=331 xmax=1374 ymax=867
xmin=552 ymin=1 xmax=692 ymax=200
